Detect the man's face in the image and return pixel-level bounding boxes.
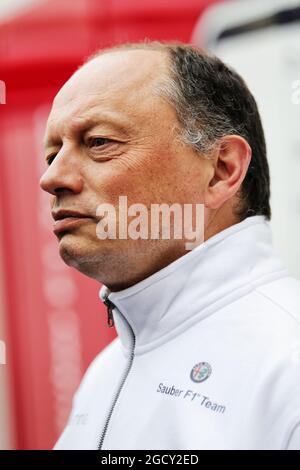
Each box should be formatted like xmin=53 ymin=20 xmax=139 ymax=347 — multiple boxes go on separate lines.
xmin=40 ymin=49 xmax=210 ymax=290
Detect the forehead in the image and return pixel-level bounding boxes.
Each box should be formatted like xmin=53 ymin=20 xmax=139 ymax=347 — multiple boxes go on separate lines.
xmin=45 ymin=49 xmax=170 ymax=143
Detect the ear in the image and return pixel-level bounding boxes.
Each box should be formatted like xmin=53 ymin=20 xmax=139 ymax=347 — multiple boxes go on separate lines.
xmin=205 ymin=135 xmax=251 ymax=210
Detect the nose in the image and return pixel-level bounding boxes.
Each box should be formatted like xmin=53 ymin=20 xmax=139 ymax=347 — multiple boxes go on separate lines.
xmin=39 ymin=150 xmax=83 ymax=196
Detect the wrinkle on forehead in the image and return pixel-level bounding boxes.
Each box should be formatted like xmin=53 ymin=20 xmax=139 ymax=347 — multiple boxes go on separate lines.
xmin=47 ymin=100 xmax=135 ymax=131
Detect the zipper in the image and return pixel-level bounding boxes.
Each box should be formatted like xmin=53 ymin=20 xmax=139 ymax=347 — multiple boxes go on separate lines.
xmin=103 ymin=295 xmax=116 ymax=328
xmin=97 ymin=294 xmax=136 ymax=450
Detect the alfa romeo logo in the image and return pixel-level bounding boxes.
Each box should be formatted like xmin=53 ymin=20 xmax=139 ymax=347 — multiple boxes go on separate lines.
xmin=190 ymin=362 xmax=212 ymax=383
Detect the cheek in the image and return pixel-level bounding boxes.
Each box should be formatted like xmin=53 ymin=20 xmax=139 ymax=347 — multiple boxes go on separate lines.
xmin=88 ymin=159 xmax=162 ymax=204
xmin=86 ymin=167 xmax=148 ymax=208
xmin=86 ymin=147 xmax=189 ymax=207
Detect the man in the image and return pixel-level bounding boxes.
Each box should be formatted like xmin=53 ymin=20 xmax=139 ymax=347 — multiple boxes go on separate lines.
xmin=40 ymin=41 xmax=300 ymax=450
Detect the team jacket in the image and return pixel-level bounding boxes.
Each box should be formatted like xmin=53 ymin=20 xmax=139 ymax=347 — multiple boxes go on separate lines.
xmin=54 ymin=215 xmax=300 ymax=450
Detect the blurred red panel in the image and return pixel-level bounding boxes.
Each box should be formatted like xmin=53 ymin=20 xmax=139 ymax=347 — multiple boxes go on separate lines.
xmin=0 ymin=0 xmax=221 ymax=450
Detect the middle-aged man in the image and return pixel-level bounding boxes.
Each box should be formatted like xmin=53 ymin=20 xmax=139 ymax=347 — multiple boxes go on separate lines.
xmin=40 ymin=41 xmax=300 ymax=450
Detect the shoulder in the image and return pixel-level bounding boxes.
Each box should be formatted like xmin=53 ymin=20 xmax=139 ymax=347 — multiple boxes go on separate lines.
xmin=215 ymin=275 xmax=300 ymax=373
xmin=254 ymin=276 xmax=300 ymax=330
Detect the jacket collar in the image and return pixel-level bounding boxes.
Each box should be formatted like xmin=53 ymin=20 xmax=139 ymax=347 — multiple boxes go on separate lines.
xmin=99 ymin=216 xmax=287 ymax=356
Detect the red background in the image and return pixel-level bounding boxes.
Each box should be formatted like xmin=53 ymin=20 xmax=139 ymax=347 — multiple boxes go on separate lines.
xmin=0 ymin=0 xmax=220 ymax=449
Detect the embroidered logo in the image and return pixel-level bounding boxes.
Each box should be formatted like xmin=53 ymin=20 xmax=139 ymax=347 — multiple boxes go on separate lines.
xmin=190 ymin=362 xmax=212 ymax=383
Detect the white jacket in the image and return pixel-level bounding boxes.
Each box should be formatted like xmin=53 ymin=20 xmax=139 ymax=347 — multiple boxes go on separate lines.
xmin=54 ymin=216 xmax=300 ymax=450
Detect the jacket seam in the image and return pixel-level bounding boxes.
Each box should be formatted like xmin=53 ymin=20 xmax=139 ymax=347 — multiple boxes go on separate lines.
xmin=133 ymin=269 xmax=289 ymax=356
xmin=253 ymin=285 xmax=300 ymax=329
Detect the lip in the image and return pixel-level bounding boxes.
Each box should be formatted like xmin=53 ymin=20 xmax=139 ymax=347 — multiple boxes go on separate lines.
xmin=52 ymin=210 xmax=93 ymax=236
xmin=53 ymin=216 xmax=92 ymax=235
xmin=52 ymin=210 xmax=89 ymax=221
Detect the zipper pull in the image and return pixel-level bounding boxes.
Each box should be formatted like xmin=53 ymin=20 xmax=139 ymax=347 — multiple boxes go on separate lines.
xmin=103 ymin=296 xmax=115 ymax=328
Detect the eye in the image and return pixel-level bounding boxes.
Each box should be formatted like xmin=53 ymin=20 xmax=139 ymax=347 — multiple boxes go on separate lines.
xmin=46 ymin=153 xmax=57 ymax=166
xmin=87 ymin=137 xmax=113 ymax=148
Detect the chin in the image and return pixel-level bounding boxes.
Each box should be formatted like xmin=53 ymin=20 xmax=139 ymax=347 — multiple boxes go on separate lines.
xmin=58 ymin=233 xmax=90 ymax=264
xmin=57 ymin=233 xmax=110 ymax=280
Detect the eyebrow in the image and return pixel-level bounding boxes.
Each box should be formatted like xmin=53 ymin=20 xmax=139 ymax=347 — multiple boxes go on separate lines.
xmin=44 ymin=112 xmax=132 ymax=149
